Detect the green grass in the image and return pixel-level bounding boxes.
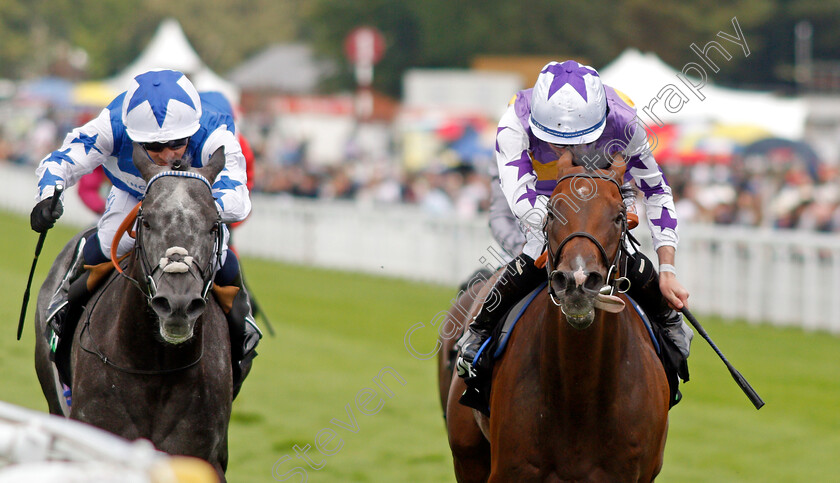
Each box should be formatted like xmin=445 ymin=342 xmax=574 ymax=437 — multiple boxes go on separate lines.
xmin=1 ymin=210 xmax=839 ymax=482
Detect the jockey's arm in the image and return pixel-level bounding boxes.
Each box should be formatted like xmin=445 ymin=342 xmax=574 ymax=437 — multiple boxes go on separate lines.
xmin=496 ymin=104 xmax=546 ymax=224
xmin=35 ymin=108 xmax=113 ymax=202
xmin=655 ymin=245 xmax=689 ymax=310
xmin=622 ymin=124 xmax=688 ymax=309
xmin=202 ymin=126 xmax=251 ymax=224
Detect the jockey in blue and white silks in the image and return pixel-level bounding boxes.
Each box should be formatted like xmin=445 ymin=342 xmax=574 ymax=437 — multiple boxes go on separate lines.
xmin=34 ymin=71 xmax=250 ymax=260
xmin=456 ymin=61 xmax=692 ymax=412
xmin=31 ymin=70 xmax=260 ymax=393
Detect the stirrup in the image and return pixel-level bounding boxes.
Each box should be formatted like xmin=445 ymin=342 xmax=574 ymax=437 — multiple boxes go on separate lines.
xmin=241 ymin=316 xmax=261 ymax=360
xmin=46 ymin=300 xmax=69 ymax=327
xmin=46 ymin=236 xmax=87 ymax=321
xmin=456 ymin=333 xmax=491 ymax=379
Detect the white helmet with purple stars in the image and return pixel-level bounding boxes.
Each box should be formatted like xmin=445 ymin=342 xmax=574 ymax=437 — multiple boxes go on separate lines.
xmin=122 ymin=69 xmax=202 ymax=143
xmin=529 ymin=61 xmax=607 ymax=145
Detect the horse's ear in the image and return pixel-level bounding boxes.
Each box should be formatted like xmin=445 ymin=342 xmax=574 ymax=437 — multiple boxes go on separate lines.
xmin=609 ymin=153 xmax=628 ymax=185
xmin=132 ymin=142 xmax=165 ymax=182
xmin=555 ymin=149 xmax=576 ymax=179
xmin=195 ymin=146 xmax=226 ymax=183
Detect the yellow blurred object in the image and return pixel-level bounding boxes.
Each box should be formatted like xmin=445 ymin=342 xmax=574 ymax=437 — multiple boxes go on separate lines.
xmin=709 ymin=123 xmax=772 ymax=144
xmin=149 ymin=456 xmax=220 ymax=483
xmin=72 ymin=81 xmax=119 ymax=108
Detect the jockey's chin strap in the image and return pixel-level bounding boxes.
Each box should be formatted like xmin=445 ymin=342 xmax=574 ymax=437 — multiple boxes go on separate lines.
xmin=543 ymin=172 xmax=630 ymax=307
xmin=111 ymin=171 xmax=223 ymax=301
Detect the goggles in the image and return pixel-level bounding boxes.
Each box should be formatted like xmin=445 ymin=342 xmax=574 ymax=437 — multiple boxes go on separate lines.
xmin=142 ymin=137 xmax=190 ymax=152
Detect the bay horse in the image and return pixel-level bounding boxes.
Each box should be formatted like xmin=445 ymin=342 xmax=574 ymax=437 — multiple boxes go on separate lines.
xmin=34 ymin=144 xmax=233 ymax=479
xmin=442 ymin=165 xmax=670 ymax=482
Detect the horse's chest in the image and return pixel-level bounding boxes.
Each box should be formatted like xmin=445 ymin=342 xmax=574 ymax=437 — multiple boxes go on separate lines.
xmin=73 ymin=376 xmax=227 ymax=452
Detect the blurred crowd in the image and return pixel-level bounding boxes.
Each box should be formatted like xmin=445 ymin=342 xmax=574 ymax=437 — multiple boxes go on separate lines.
xmin=251 ymin=161 xmax=491 ymax=219
xmin=665 ymin=160 xmax=840 ymax=232
xmin=3 ymin=102 xmax=840 ymax=232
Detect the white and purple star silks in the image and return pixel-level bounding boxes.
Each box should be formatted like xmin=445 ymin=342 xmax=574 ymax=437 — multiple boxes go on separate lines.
xmin=34 ymin=90 xmax=250 ymax=225
xmin=541 ymin=61 xmax=597 ymax=102
xmin=495 ymin=84 xmax=679 ymax=251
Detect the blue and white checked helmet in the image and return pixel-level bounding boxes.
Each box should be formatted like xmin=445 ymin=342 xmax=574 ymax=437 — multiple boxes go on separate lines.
xmin=529 ymin=61 xmax=607 ymax=145
xmin=122 ymin=69 xmax=202 ymax=143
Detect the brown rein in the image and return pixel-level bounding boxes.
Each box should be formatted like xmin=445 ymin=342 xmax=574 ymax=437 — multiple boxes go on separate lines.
xmin=110 ymin=202 xmax=141 ymax=274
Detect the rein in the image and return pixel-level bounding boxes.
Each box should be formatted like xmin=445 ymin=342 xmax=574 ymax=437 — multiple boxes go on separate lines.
xmin=78 ymin=267 xmax=204 ymax=375
xmin=80 ymin=170 xmax=222 ymax=375
xmin=544 ymin=172 xmax=630 ymax=306
xmin=111 ymin=171 xmax=223 ymax=301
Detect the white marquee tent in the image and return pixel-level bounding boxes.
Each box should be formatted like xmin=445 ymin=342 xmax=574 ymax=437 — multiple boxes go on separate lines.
xmin=107 ymin=18 xmax=239 ymax=105
xmin=599 ymin=48 xmax=807 ymax=139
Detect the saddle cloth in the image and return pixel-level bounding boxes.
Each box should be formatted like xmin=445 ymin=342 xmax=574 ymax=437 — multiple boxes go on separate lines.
xmin=488 ymin=284 xmax=660 ymax=360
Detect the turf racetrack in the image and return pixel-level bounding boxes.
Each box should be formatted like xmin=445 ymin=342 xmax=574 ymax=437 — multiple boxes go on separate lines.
xmin=1 ymin=210 xmax=838 ymax=482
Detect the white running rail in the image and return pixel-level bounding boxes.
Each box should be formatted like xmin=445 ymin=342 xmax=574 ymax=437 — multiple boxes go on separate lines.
xmin=2 ymin=163 xmax=837 ymax=334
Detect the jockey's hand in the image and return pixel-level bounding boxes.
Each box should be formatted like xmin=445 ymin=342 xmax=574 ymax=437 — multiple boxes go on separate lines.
xmin=30 ymin=197 xmax=64 ymax=233
xmin=659 ymin=272 xmax=689 ymax=310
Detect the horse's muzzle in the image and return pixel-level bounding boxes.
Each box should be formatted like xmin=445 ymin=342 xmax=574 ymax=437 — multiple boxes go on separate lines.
xmin=151 ymin=294 xmax=206 ymax=343
xmin=550 ymin=269 xmax=604 ymax=296
xmin=550 ymin=269 xmax=602 ymax=329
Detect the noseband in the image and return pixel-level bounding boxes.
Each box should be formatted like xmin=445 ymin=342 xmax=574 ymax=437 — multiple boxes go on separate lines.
xmin=116 ymin=171 xmax=223 ymax=301
xmin=544 ymin=173 xmax=629 ymax=306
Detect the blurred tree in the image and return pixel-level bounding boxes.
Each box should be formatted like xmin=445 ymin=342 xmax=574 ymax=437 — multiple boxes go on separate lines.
xmin=303 ymin=0 xmax=797 ymax=96
xmin=0 ymin=0 xmax=304 ymax=79
xmin=0 ymin=0 xmax=837 ymax=97
xmin=303 ymin=0 xmax=421 ymax=97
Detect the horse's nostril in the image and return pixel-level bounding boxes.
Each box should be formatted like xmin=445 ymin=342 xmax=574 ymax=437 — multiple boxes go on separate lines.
xmin=186 ymin=298 xmax=206 ymax=319
xmin=151 ymin=297 xmax=172 ymax=316
xmin=550 ymin=271 xmax=569 ymax=294
xmin=584 ymin=272 xmax=604 ymax=292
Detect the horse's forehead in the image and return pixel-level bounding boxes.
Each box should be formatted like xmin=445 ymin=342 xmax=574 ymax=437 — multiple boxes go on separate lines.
xmin=147 ymin=181 xmax=211 ymax=219
xmin=575 ymin=183 xmax=593 ymax=198
xmin=554 ymin=178 xmax=620 ymax=205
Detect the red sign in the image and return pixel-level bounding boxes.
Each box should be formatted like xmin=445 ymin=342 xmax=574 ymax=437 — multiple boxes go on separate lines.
xmin=344 ymin=26 xmax=386 ymax=65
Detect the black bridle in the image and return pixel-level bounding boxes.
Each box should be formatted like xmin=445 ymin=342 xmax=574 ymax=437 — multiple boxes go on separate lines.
xmin=134 ymin=210 xmax=223 ymax=301
xmin=120 ymin=171 xmax=223 ymax=302
xmin=544 ymin=172 xmax=629 ymax=306
xmin=80 ymin=171 xmax=223 ymax=376
xmin=79 ymin=272 xmax=204 ymax=375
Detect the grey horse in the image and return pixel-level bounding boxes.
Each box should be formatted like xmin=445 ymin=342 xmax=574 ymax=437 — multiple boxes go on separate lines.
xmin=34 ymin=144 xmax=233 ymax=479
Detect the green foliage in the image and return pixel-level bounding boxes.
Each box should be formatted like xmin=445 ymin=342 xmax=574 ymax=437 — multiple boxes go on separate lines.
xmin=2 ymin=0 xmax=838 ymax=95
xmin=0 ymin=0 xmax=304 ymax=79
xmin=303 ymin=0 xmax=835 ymax=95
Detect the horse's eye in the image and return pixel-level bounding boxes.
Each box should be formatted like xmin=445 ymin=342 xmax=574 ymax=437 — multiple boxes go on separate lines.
xmin=615 ymin=214 xmax=624 ymax=225
xmin=143 ymin=220 xmax=151 ymax=229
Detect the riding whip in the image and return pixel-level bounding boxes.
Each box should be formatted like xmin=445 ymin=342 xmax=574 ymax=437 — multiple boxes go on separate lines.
xmin=18 ymin=185 xmax=64 ymax=340
xmin=681 ymin=307 xmax=765 ymax=410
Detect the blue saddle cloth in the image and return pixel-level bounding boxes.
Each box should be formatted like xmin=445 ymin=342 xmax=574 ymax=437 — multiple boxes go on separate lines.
xmin=488 ymin=283 xmax=660 ymax=360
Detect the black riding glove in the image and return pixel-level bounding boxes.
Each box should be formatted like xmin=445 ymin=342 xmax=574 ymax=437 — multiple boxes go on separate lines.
xmin=30 ymin=197 xmax=64 ymax=233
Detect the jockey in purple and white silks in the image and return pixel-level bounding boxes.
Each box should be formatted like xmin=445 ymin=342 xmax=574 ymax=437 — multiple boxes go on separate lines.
xmin=457 ymin=61 xmax=693 ymax=411
xmin=30 ymin=70 xmax=260 ymax=385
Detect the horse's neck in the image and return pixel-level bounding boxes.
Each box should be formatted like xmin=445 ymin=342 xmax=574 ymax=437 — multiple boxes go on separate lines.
xmin=540 ymin=306 xmax=628 ymax=400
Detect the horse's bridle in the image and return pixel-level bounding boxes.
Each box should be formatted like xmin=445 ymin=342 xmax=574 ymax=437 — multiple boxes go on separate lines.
xmin=82 ymin=170 xmax=222 ymax=376
xmin=120 ymin=171 xmax=223 ymax=302
xmin=544 ymin=172 xmax=630 ymax=306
